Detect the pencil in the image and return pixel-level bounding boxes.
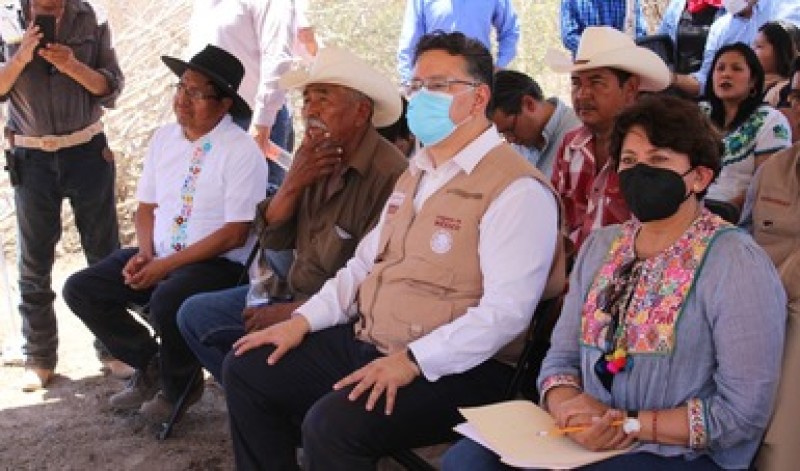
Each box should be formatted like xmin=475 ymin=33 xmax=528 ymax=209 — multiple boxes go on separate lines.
xmin=538 ymin=419 xmax=626 ymax=436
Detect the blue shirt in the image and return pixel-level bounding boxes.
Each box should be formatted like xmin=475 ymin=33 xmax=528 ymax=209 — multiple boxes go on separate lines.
xmin=560 ymin=0 xmax=648 ymax=56
xmin=512 ymin=98 xmax=581 ymax=178
xmin=397 ymin=0 xmax=520 ymax=81
xmin=692 ymin=0 xmax=800 ymax=95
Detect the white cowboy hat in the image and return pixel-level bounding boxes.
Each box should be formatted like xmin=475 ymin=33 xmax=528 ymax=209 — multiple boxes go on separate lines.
xmin=279 ymin=46 xmax=401 ymax=128
xmin=545 ymin=26 xmax=670 ymax=92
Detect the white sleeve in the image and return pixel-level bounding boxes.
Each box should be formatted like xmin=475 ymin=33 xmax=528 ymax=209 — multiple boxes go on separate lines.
xmin=251 ymin=1 xmax=295 ymax=127
xmin=222 ymin=140 xmax=269 ymax=222
xmin=135 ymin=129 xmax=162 ymax=204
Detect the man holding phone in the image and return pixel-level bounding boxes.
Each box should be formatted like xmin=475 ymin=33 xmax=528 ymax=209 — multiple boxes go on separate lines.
xmin=0 ymin=0 xmax=124 ymax=391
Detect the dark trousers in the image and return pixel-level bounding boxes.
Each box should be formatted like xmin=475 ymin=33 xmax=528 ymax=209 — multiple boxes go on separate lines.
xmin=222 ymin=323 xmax=513 ymax=471
xmin=13 ymin=134 xmax=119 ymax=369
xmin=63 ymin=247 xmax=243 ymax=400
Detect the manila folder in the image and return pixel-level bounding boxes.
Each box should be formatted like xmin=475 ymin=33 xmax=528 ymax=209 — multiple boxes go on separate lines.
xmin=457 ymin=400 xmax=629 ymax=469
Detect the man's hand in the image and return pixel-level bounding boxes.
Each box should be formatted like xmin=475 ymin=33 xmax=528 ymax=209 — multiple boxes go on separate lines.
xmin=13 ymin=25 xmax=42 ymax=66
xmin=124 ymin=257 xmax=171 ymax=290
xmin=283 ymin=128 xmax=343 ymax=192
xmin=243 ymin=301 xmax=301 ymax=333
xmin=333 ymin=349 xmax=421 ymax=415
xmin=252 ymin=124 xmax=272 ymax=157
xmin=232 ymin=315 xmax=310 ymax=364
xmin=122 ymin=252 xmax=152 ymax=285
xmin=38 ymin=43 xmax=77 ymax=73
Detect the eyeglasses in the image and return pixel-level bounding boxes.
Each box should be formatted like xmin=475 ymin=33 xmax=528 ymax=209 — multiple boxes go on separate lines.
xmin=173 ymin=82 xmax=219 ymax=101
xmin=401 ymin=77 xmax=480 ymax=96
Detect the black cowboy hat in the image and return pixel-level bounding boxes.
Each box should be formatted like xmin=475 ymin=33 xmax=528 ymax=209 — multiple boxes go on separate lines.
xmin=162 ymin=44 xmax=251 ymax=122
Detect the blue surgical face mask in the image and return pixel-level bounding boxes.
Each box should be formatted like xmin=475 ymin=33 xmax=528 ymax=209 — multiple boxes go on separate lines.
xmin=406 ymin=89 xmax=462 ymax=146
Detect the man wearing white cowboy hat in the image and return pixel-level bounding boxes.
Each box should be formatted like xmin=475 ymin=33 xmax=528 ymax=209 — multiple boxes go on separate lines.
xmin=63 ymin=44 xmax=267 ymax=424
xmin=548 ymin=26 xmax=670 ymax=253
xmin=222 ymin=31 xmax=564 ymax=470
xmin=176 ymin=45 xmax=407 ymax=385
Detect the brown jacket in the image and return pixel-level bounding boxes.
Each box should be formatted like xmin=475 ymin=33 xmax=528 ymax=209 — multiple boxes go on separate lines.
xmin=748 ymin=143 xmax=800 ymax=471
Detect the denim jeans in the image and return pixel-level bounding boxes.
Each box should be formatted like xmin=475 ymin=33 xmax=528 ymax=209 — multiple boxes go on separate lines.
xmin=13 ymin=134 xmax=119 ymax=369
xmin=176 ymin=285 xmax=248 ymax=382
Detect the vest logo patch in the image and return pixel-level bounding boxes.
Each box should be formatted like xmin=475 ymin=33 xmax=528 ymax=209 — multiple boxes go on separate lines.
xmin=434 ymin=215 xmax=462 ymax=231
xmin=386 ymin=191 xmax=406 ymax=215
xmin=430 ymin=229 xmax=453 ymax=254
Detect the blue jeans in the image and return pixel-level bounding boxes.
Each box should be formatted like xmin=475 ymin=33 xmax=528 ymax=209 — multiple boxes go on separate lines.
xmin=176 ymin=285 xmax=247 ymax=382
xmin=442 ymin=438 xmax=724 ymax=471
xmin=13 ymin=134 xmax=119 ymax=369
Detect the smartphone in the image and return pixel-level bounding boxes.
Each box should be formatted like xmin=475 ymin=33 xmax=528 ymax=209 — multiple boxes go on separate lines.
xmin=34 ymin=14 xmax=55 ymax=45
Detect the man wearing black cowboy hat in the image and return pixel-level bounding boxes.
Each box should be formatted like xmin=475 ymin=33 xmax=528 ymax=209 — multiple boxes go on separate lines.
xmin=62 ymin=44 xmax=267 ymax=424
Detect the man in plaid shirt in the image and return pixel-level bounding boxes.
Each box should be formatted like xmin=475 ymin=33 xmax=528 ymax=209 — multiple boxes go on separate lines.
xmin=560 ymin=0 xmax=648 ymax=57
xmin=547 ymin=27 xmax=671 ymax=252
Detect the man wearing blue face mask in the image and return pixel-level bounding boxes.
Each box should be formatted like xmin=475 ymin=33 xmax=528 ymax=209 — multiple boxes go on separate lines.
xmin=221 ymin=31 xmax=565 ymax=469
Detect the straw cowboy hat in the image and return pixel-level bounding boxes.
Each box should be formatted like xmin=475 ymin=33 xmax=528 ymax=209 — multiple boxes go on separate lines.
xmin=279 ymin=46 xmax=401 ymax=127
xmin=546 ymin=26 xmax=671 ymax=92
xmin=162 ymin=44 xmax=251 ymax=122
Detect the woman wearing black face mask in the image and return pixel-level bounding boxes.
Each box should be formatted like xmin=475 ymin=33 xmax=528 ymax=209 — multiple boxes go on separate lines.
xmin=525 ymin=95 xmax=786 ymax=471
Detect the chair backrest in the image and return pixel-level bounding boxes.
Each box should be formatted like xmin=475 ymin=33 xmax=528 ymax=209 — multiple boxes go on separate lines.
xmin=636 ymin=34 xmax=675 ymax=71
xmin=675 ymin=24 xmax=711 ymax=74
xmin=705 ymin=199 xmax=741 ymax=224
xmin=504 ymin=295 xmax=563 ymax=402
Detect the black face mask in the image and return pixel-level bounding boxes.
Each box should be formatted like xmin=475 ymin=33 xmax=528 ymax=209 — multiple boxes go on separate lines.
xmin=619 ymin=164 xmax=693 ymax=222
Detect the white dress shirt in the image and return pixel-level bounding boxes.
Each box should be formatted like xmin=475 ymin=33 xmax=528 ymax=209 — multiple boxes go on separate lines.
xmin=297 ymin=127 xmax=559 ymax=381
xmin=188 ymin=0 xmax=294 ymax=127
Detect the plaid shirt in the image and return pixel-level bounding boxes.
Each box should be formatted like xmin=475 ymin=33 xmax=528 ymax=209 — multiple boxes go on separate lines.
xmin=560 ymin=0 xmax=648 ymax=56
xmin=551 ymin=126 xmax=630 ymax=250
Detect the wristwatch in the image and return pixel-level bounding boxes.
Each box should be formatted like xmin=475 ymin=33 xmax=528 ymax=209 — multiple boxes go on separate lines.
xmin=623 ymin=410 xmax=641 ymax=434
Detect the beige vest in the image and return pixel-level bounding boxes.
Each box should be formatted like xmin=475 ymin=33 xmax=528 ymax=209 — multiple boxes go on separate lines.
xmin=751 ymin=145 xmax=800 ymax=471
xmin=355 ymin=143 xmax=565 ymax=364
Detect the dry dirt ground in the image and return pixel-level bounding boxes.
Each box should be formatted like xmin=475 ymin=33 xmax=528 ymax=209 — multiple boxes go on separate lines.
xmin=0 ymin=254 xmax=235 ymax=470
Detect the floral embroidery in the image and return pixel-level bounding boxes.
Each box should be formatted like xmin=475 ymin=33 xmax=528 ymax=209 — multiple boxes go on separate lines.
xmin=581 ymin=209 xmax=733 ymax=355
xmin=687 ymin=398 xmax=708 ymax=449
xmin=170 ymin=138 xmax=212 ymax=252
xmin=773 ymin=124 xmax=790 ymax=141
xmin=722 ymin=109 xmax=767 ymax=166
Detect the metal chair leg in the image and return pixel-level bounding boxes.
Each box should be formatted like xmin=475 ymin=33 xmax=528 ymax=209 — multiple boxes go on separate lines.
xmin=157 ymin=368 xmax=202 ymax=440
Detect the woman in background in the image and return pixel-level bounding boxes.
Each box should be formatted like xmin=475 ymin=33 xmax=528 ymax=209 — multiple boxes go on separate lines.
xmin=703 ymin=42 xmax=791 ymax=211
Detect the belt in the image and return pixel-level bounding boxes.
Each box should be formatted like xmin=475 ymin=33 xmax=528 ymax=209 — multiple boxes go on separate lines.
xmin=14 ymin=121 xmax=104 ymax=152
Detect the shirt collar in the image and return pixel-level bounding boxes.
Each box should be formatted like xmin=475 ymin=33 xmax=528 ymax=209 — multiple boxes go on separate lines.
xmin=345 ymin=127 xmax=381 ymax=176
xmin=541 ymin=97 xmax=566 ymax=150
xmin=181 ymin=114 xmax=232 ymax=143
xmin=567 ymin=125 xmax=595 ymax=150
xmin=409 ymin=126 xmax=503 ymax=176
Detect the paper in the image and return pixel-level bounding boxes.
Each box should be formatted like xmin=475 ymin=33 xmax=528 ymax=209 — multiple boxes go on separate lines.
xmin=457 ymin=400 xmax=629 ymax=469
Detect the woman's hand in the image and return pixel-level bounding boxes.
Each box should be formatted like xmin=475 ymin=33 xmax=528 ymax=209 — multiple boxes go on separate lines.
xmin=550 ymin=391 xmax=611 ymax=428
xmin=569 ymin=409 xmax=636 ymax=451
